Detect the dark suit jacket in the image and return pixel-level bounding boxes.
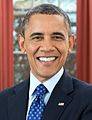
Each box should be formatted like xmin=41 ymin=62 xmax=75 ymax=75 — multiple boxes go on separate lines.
xmin=0 ymin=71 xmax=92 ymax=120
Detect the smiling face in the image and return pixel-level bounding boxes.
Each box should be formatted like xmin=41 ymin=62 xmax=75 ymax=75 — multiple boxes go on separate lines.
xmin=19 ymin=14 xmax=74 ymax=81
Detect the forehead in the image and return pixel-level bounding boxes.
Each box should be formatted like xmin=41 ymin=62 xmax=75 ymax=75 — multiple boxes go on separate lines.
xmin=25 ymin=14 xmax=68 ymax=33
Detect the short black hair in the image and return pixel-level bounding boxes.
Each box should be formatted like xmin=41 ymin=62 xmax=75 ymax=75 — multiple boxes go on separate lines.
xmin=19 ymin=4 xmax=71 ymax=37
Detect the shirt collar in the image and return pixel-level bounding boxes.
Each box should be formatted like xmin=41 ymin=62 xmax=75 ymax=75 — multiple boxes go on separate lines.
xmin=29 ymin=67 xmax=64 ymax=98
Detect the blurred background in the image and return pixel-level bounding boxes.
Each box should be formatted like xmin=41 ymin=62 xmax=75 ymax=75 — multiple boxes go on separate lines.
xmin=0 ymin=0 xmax=92 ymax=91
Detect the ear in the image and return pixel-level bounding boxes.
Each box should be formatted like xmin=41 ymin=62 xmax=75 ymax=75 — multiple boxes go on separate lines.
xmin=18 ymin=34 xmax=26 ymax=53
xmin=68 ymin=35 xmax=75 ymax=53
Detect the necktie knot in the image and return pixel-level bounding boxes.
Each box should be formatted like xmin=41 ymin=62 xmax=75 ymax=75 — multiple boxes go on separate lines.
xmin=34 ymin=84 xmax=48 ymax=97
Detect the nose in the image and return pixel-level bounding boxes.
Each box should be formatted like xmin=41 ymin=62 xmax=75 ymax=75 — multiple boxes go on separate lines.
xmin=40 ymin=36 xmax=54 ymax=52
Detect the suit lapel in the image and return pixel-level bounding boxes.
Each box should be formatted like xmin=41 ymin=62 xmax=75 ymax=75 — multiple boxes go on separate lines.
xmin=8 ymin=79 xmax=29 ymax=120
xmin=43 ymin=72 xmax=74 ymax=120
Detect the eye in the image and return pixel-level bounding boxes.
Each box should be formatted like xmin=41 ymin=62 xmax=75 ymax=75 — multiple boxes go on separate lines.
xmin=30 ymin=36 xmax=43 ymax=42
xmin=52 ymin=35 xmax=65 ymax=41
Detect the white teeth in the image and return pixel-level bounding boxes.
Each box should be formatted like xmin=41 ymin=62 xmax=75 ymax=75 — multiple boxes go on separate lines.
xmin=38 ymin=57 xmax=56 ymax=62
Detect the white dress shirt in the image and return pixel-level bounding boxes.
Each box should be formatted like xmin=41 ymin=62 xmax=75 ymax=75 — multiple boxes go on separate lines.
xmin=26 ymin=67 xmax=64 ymax=120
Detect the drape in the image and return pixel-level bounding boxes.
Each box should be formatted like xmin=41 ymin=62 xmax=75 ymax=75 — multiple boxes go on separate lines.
xmin=77 ymin=0 xmax=92 ymax=83
xmin=0 ymin=0 xmax=14 ymax=91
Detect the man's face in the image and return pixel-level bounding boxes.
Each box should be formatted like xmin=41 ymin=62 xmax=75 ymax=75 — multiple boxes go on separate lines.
xmin=19 ymin=14 xmax=74 ymax=81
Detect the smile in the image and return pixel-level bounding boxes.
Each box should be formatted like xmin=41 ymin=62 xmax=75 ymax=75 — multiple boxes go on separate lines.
xmin=37 ymin=56 xmax=58 ymax=62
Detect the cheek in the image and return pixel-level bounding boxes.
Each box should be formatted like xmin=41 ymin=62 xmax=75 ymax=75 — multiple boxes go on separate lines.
xmin=25 ymin=42 xmax=38 ymax=54
xmin=57 ymin=43 xmax=69 ymax=54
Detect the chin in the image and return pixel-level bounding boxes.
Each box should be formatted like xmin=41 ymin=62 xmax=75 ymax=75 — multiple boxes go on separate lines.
xmin=37 ymin=71 xmax=57 ymax=81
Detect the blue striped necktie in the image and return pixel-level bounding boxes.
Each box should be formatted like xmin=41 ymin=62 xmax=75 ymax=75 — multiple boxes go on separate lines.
xmin=27 ymin=84 xmax=48 ymax=120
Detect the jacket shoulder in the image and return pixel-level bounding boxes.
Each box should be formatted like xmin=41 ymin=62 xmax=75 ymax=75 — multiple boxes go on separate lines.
xmin=0 ymin=79 xmax=29 ymax=101
xmin=72 ymin=77 xmax=92 ymax=101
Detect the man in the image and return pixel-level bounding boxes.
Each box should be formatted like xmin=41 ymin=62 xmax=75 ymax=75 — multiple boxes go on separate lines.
xmin=0 ymin=4 xmax=92 ymax=120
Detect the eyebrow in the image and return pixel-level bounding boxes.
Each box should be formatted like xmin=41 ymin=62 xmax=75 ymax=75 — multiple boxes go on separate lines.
xmin=30 ymin=32 xmax=65 ymax=39
xmin=51 ymin=32 xmax=65 ymax=37
xmin=30 ymin=32 xmax=44 ymax=37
